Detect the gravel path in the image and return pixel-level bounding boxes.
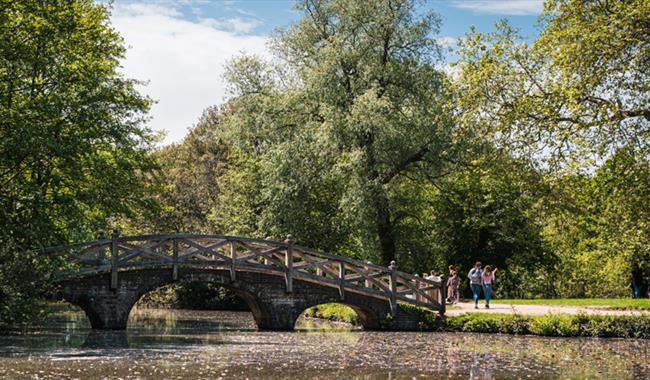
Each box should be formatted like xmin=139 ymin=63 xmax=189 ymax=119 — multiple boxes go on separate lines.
xmin=446 ymin=302 xmax=650 ymax=316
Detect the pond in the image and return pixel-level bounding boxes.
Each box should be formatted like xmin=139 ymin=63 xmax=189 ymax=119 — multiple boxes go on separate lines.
xmin=0 ymin=308 xmax=649 ymax=379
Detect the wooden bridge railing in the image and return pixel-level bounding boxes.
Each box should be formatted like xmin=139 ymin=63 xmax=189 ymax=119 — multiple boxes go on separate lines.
xmin=42 ymin=231 xmax=446 ymax=315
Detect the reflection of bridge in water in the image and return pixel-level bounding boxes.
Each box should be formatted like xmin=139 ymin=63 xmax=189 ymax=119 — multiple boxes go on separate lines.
xmin=44 ymin=231 xmax=445 ymax=330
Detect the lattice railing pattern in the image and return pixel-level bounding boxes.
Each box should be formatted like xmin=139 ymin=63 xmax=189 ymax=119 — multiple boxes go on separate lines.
xmin=42 ymin=232 xmax=446 ymax=314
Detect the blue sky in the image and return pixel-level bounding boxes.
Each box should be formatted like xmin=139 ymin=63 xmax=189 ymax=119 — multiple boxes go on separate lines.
xmin=109 ymin=0 xmax=543 ymax=144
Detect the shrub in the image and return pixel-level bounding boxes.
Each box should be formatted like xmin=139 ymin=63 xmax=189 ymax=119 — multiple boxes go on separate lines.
xmin=529 ymin=314 xmax=580 ymax=337
xmin=303 ymin=304 xmax=359 ymax=325
xmin=301 ymin=301 xmax=650 ymax=339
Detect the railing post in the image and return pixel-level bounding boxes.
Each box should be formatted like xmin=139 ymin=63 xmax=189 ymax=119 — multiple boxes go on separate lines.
xmin=285 ymin=234 xmax=293 ymax=293
xmin=172 ymin=239 xmax=179 ymax=281
xmin=414 ymin=274 xmax=421 ymax=302
xmin=365 ymin=262 xmax=372 ymax=289
xmin=388 ymin=260 xmax=397 ymax=316
xmin=230 ymin=241 xmax=237 ymax=282
xmin=110 ymin=229 xmax=119 ymax=290
xmin=263 ymin=236 xmax=273 ymax=265
xmin=338 ymin=260 xmax=345 ymax=300
xmin=97 ymin=230 xmax=106 ymax=265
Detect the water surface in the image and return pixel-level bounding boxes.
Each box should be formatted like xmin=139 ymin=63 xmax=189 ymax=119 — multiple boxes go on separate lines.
xmin=0 ymin=309 xmax=649 ymax=379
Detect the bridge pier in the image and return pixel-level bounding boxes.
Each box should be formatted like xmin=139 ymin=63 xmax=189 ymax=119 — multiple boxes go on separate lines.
xmin=60 ymin=273 xmax=146 ymax=329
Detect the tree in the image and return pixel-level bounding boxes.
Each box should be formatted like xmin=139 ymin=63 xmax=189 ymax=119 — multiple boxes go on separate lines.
xmin=0 ymin=0 xmax=157 ymax=328
xmin=452 ymin=0 xmax=650 ymax=297
xmin=429 ymin=155 xmax=553 ymax=297
xmin=221 ymin=0 xmax=458 ymax=265
xmin=543 ymin=148 xmax=650 ymax=297
xmin=453 ymin=0 xmax=649 ymax=168
xmin=129 ymin=107 xmax=229 ymax=234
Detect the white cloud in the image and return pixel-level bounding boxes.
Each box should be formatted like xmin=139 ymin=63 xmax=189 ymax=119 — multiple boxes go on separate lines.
xmin=451 ymin=0 xmax=543 ymax=16
xmin=111 ymin=3 xmax=269 ymax=145
xmin=200 ymin=17 xmax=262 ymax=34
xmin=435 ymin=36 xmax=459 ymax=49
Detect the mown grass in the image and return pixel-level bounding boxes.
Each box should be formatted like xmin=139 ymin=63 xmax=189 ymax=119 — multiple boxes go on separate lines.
xmin=491 ymin=298 xmax=650 ymax=310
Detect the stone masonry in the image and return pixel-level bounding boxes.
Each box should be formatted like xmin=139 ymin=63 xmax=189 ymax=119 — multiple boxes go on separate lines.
xmin=56 ymin=267 xmax=422 ymax=331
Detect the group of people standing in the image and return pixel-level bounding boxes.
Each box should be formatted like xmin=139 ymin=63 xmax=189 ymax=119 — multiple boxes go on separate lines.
xmin=436 ymin=262 xmax=497 ymax=307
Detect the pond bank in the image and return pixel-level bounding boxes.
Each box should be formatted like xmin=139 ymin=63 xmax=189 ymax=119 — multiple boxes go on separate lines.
xmin=308 ymin=303 xmax=650 ymax=339
xmin=10 ymin=302 xmax=648 ymax=340
xmin=2 ymin=309 xmax=649 ymax=379
xmin=448 ymin=301 xmax=650 ymax=316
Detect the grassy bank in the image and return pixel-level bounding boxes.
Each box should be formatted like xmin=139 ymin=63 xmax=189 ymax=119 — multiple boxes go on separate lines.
xmin=401 ymin=304 xmax=650 ymax=338
xmin=491 ymin=298 xmax=650 ymax=310
xmin=302 ymin=304 xmax=360 ymax=325
xmin=305 ymin=303 xmax=650 ymax=339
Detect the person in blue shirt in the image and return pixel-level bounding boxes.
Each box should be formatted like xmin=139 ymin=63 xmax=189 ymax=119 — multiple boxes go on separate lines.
xmin=468 ymin=262 xmax=483 ymax=309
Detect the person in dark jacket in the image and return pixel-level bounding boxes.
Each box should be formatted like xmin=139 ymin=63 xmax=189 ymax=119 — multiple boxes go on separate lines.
xmin=632 ymin=264 xmax=644 ymax=299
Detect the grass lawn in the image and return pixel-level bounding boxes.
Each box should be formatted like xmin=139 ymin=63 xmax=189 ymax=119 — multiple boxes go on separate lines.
xmin=491 ymin=298 xmax=650 ymax=310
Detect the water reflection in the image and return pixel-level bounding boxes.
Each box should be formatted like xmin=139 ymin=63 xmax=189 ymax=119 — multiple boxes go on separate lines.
xmin=0 ymin=308 xmax=649 ymax=379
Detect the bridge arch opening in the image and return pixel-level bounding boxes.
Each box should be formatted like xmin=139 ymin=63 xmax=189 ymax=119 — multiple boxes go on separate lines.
xmin=130 ymin=279 xmax=264 ymax=330
xmin=135 ymin=282 xmax=251 ymax=311
xmin=298 ymin=303 xmax=360 ymax=329
xmin=296 ymin=302 xmax=380 ymax=330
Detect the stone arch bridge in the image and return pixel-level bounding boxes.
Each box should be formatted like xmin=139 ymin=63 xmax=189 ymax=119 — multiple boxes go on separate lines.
xmin=43 ymin=232 xmax=445 ymax=330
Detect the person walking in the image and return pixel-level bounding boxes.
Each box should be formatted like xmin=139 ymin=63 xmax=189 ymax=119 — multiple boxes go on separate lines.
xmin=481 ymin=265 xmax=497 ymax=308
xmin=468 ymin=262 xmax=483 ymax=309
xmin=632 ymin=265 xmax=644 ymax=299
xmin=446 ymin=265 xmax=460 ymax=304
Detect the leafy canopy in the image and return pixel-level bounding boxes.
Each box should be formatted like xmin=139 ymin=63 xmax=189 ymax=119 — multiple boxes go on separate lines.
xmin=453 ymin=0 xmax=649 ymax=168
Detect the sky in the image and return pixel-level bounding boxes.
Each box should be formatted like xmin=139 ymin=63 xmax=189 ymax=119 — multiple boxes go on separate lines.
xmin=109 ymin=0 xmax=543 ymax=145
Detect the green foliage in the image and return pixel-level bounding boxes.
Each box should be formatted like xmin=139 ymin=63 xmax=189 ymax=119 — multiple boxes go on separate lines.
xmin=218 ymin=0 xmax=460 ymax=266
xmin=136 ymin=0 xmax=650 ymax=302
xmin=529 ymin=314 xmax=581 ymax=337
xmin=0 ymin=238 xmax=51 ymax=331
xmin=137 ymin=283 xmax=250 ymax=311
xmin=492 ymin=298 xmax=650 ymax=310
xmin=128 ymin=108 xmax=230 ymax=235
xmin=310 ymin=303 xmax=650 ymax=338
xmin=453 ymin=0 xmax=649 ymax=167
xmin=429 ymin=155 xmax=553 ymax=296
xmin=0 ymin=0 xmax=157 ymax=330
xmin=541 ymin=149 xmax=650 ymax=297
xmin=452 ymin=0 xmax=650 ymax=298
xmin=455 ymin=314 xmax=650 ymax=338
xmin=0 ymin=0 xmax=157 ymax=245
xmin=302 ymin=303 xmax=359 ymax=325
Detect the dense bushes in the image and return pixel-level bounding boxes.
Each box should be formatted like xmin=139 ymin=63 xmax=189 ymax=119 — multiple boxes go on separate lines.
xmin=440 ymin=312 xmax=650 ymax=339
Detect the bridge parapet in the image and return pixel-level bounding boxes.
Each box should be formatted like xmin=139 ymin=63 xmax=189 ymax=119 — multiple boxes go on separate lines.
xmin=43 ymin=232 xmax=445 ymax=316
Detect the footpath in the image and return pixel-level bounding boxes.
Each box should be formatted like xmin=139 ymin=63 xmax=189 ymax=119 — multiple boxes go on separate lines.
xmin=447 ymin=302 xmax=650 ymax=317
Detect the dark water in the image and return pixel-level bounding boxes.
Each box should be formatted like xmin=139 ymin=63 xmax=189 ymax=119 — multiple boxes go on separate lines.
xmin=0 ymin=309 xmax=649 ymax=379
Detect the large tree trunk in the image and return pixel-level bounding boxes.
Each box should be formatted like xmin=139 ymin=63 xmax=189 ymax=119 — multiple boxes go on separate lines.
xmin=373 ymin=190 xmax=396 ymax=266
xmin=361 ymin=131 xmax=397 ymax=266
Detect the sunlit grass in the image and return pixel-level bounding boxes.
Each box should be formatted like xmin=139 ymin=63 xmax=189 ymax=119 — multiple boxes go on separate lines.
xmin=491 ymin=298 xmax=650 ymax=309
xmin=302 ymin=303 xmax=359 ymax=325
